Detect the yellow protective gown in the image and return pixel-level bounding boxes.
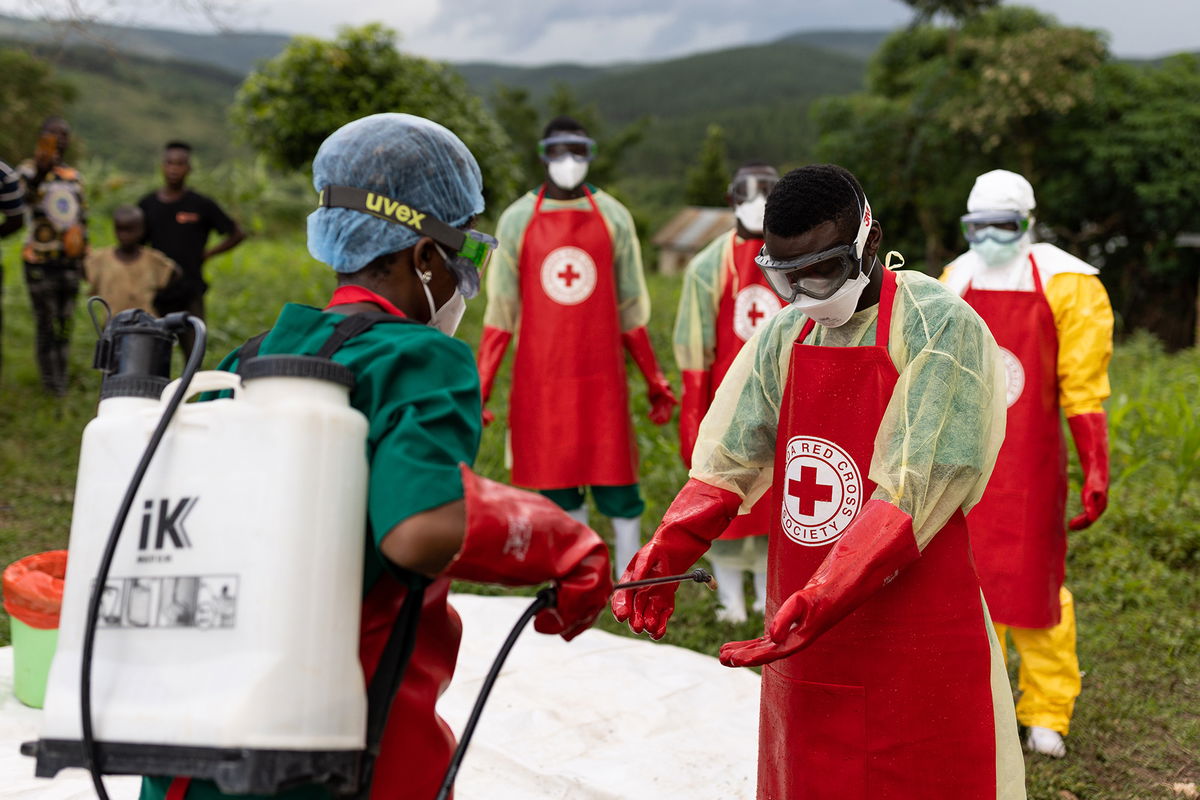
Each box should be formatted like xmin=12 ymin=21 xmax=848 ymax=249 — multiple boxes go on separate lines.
xmin=942 ymin=242 xmax=1114 ymax=735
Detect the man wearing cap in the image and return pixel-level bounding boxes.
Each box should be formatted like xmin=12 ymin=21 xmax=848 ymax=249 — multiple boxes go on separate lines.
xmin=942 ymin=169 xmax=1114 ymax=759
xmin=615 ymin=165 xmax=1025 ymax=798
xmin=673 ymin=161 xmax=782 ymax=622
xmin=477 ymin=115 xmax=676 ymax=577
xmin=140 ymin=113 xmax=612 ymax=800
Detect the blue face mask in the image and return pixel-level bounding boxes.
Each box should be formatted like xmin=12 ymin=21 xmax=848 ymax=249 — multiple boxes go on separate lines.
xmin=970 ymin=234 xmax=1025 ymax=267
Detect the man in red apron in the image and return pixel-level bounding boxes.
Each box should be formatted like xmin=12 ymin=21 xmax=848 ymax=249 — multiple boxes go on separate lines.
xmin=478 ymin=116 xmax=676 ymax=577
xmin=674 ymin=162 xmax=782 ymax=622
xmin=943 ymin=169 xmax=1113 ymax=759
xmin=614 ymin=165 xmax=1026 ymax=799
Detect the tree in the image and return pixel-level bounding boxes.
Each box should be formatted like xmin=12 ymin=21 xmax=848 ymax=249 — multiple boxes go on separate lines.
xmin=815 ymin=6 xmax=1106 ymax=270
xmin=684 ymin=124 xmax=730 ymax=206
xmin=0 ymin=49 xmax=77 ymax=162
xmin=490 ymin=85 xmax=542 ymax=193
xmin=231 ymin=24 xmax=518 ymax=210
xmin=1035 ymin=56 xmax=1200 ymax=348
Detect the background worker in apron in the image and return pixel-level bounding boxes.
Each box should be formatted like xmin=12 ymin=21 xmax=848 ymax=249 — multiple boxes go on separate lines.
xmin=673 ymin=162 xmax=782 ymax=622
xmin=614 ymin=165 xmax=1026 ymax=800
xmin=943 ymin=169 xmax=1114 ymax=759
xmin=141 ymin=113 xmax=613 ymax=800
xmin=477 ymin=115 xmax=677 ymax=577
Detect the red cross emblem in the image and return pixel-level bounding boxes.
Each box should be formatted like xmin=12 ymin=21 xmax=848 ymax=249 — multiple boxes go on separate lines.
xmin=788 ymin=465 xmax=833 ymax=517
xmin=748 ymin=302 xmax=765 ymax=326
xmin=558 ymin=263 xmax=581 ymax=287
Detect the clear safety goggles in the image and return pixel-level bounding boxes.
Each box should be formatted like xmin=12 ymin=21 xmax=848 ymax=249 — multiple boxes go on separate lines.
xmin=754 ymin=243 xmax=862 ymax=302
xmin=960 ymin=211 xmax=1030 ymax=244
xmin=538 ymin=133 xmax=596 ymax=163
xmin=318 ymin=185 xmax=497 ymax=299
xmin=729 ymin=173 xmax=779 ymax=205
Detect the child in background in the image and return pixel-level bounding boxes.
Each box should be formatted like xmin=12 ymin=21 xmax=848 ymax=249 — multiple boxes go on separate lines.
xmin=84 ymin=205 xmax=179 ymax=316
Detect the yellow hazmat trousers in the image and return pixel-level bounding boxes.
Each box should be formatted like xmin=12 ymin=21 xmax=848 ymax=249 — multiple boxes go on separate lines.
xmin=992 ymin=586 xmax=1082 ymax=735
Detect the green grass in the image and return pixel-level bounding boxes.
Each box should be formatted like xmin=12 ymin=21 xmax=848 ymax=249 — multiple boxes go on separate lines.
xmin=1 ymin=233 xmax=1197 ymax=798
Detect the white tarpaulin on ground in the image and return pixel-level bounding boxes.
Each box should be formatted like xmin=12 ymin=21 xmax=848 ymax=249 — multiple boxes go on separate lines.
xmin=2 ymin=594 xmax=760 ymax=799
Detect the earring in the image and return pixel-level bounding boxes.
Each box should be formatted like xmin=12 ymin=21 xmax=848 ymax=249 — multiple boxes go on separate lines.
xmin=418 ymin=269 xmax=433 ymax=284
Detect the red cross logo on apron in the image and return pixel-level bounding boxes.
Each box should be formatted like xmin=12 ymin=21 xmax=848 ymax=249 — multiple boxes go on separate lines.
xmin=540 ymin=245 xmax=597 ymax=305
xmin=779 ymin=435 xmax=862 ymax=546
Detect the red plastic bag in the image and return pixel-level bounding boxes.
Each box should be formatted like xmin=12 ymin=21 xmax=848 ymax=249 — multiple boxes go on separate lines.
xmin=3 ymin=551 xmax=68 ymax=630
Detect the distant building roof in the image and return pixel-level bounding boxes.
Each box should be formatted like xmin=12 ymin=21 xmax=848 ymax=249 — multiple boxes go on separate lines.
xmin=653 ymin=206 xmax=734 ymax=252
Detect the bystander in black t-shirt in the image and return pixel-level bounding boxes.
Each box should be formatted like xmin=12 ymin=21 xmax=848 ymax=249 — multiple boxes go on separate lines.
xmin=138 ymin=189 xmax=235 ymax=306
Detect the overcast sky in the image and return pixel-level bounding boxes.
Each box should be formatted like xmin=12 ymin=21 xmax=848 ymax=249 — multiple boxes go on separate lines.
xmin=5 ymin=0 xmax=1196 ymax=63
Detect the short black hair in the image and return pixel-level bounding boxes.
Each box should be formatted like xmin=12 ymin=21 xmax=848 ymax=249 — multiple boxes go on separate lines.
xmin=737 ymin=160 xmax=774 ymax=171
xmin=112 ymin=204 xmax=144 ymax=224
xmin=764 ymin=164 xmax=866 ymax=241
xmin=40 ymin=115 xmax=68 ymax=132
xmin=164 ymin=140 xmax=192 ymax=153
xmin=542 ymin=115 xmax=587 ymax=139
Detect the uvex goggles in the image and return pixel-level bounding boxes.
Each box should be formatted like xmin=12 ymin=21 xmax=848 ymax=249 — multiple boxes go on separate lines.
xmin=960 ymin=210 xmax=1030 ymax=245
xmin=538 ymin=133 xmax=596 ymax=162
xmin=729 ymin=173 xmax=779 ymax=205
xmin=756 ymin=194 xmax=873 ymax=302
xmin=319 ymin=185 xmax=497 ymax=299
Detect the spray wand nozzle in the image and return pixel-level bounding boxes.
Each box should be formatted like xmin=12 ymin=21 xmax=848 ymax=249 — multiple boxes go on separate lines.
xmin=613 ymin=568 xmax=718 ymax=592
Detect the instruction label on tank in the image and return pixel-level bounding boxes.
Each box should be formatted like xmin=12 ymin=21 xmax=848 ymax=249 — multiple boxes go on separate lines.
xmin=94 ymin=575 xmax=239 ymax=630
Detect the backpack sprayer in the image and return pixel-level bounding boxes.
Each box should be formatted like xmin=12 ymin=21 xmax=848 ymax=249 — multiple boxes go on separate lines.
xmin=21 ymin=301 xmax=718 ymax=799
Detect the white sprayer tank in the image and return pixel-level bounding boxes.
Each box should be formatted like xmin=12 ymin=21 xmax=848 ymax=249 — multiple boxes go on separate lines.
xmin=40 ymin=361 xmax=370 ymax=779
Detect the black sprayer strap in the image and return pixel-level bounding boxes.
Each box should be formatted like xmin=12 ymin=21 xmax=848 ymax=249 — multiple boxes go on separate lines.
xmin=316 ymin=312 xmax=415 ymax=359
xmin=356 ymin=572 xmax=429 ymax=799
xmin=237 ymin=330 xmax=271 ymax=364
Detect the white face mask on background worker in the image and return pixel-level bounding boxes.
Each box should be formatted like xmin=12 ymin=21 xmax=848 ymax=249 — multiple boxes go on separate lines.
xmin=539 ymin=131 xmax=597 ymax=191
xmin=961 ymin=169 xmax=1037 ymax=268
xmin=728 ymin=170 xmax=779 ymax=237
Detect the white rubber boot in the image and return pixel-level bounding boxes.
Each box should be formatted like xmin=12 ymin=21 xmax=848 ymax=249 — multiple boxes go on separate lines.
xmin=751 ymin=570 xmax=768 ymax=615
xmin=610 ymin=516 xmax=641 ymax=578
xmin=566 ymin=505 xmax=589 ymax=527
xmin=711 ymin=563 xmax=747 ymax=623
xmin=1024 ymin=726 xmax=1067 ymax=758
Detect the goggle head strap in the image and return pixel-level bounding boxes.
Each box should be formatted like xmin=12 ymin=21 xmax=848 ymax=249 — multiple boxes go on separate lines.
xmin=537 ymin=133 xmax=597 ymax=161
xmin=319 ymin=185 xmax=469 ymax=254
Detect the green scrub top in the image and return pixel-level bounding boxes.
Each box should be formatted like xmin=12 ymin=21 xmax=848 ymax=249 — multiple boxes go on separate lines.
xmin=141 ymin=302 xmax=482 ymax=800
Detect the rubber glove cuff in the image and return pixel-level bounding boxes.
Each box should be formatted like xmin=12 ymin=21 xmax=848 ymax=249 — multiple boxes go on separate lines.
xmin=476 ymin=326 xmax=512 ymax=427
xmin=719 ymin=499 xmax=919 ymax=668
xmin=611 ymin=478 xmax=742 ymax=639
xmin=622 ymin=326 xmax=678 ymax=424
xmin=1067 ymin=411 xmax=1109 ymax=530
xmin=679 ymin=370 xmax=711 ymax=469
xmin=447 ymin=464 xmax=612 ymax=640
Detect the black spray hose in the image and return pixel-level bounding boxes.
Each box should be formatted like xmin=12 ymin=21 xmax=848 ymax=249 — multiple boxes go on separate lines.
xmin=433 ymin=568 xmax=716 ymax=800
xmin=80 ymin=314 xmax=206 ymax=800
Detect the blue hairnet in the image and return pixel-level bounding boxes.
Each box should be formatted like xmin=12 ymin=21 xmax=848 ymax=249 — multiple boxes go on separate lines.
xmin=308 ymin=113 xmax=486 ymax=273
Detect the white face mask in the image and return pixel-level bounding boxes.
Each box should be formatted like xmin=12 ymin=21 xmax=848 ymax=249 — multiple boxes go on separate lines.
xmin=416 ymin=267 xmax=467 ymax=336
xmin=547 ymin=155 xmax=589 ymax=191
xmin=970 ymin=231 xmax=1032 ymax=268
xmin=791 ymin=260 xmax=875 ymax=328
xmin=734 ymin=195 xmax=766 ymax=236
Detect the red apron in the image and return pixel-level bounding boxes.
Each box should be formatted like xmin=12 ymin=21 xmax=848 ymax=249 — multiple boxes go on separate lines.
xmin=509 ymin=186 xmax=637 ymax=489
xmin=712 ymin=231 xmax=784 ymax=540
xmin=761 ymin=269 xmax=996 ymax=799
xmin=962 ymin=254 xmax=1067 ymax=628
xmin=362 ymin=578 xmax=462 ymax=800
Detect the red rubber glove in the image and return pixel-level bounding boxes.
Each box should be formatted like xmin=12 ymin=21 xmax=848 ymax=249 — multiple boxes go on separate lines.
xmin=446 ymin=465 xmax=612 ymax=640
xmin=679 ymin=370 xmax=711 ymax=469
xmin=611 ymin=479 xmax=742 ymax=639
xmin=1067 ymin=412 xmax=1109 ymax=530
xmin=719 ymin=499 xmax=920 ymax=668
xmin=476 ymin=326 xmax=512 ymax=428
xmin=622 ymin=326 xmax=678 ymax=425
